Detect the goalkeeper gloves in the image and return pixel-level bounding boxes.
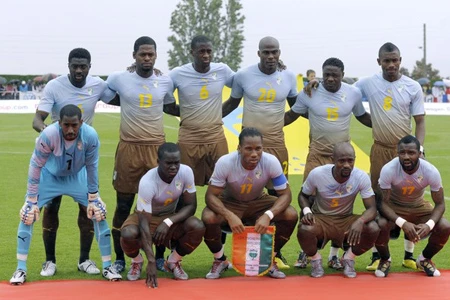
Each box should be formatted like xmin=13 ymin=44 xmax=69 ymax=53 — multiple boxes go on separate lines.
xmin=87 ymin=193 xmax=107 ymax=222
xmin=20 ymin=196 xmax=40 ymax=225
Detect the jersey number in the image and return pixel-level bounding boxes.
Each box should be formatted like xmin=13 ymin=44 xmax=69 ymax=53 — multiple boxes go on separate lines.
xmin=401 ymin=186 xmax=415 ymax=195
xmin=240 ymin=184 xmax=253 ymax=194
xmin=200 ymin=85 xmax=209 ymax=100
xmin=66 ymin=159 xmax=72 ymax=171
xmin=383 ymin=96 xmax=393 ymax=111
xmin=139 ymin=93 xmax=153 ymax=107
xmin=282 ymin=161 xmax=288 ymax=175
xmin=326 ymin=107 xmax=339 ymax=121
xmin=258 ymin=88 xmax=276 ymax=102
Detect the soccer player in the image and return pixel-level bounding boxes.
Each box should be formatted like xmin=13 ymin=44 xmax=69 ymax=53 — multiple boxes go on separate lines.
xmin=31 ymin=48 xmax=118 ymax=277
xmin=202 ymin=127 xmax=298 ymax=279
xmin=373 ymin=135 xmax=450 ymax=277
xmin=10 ymin=104 xmax=121 ymax=285
xmin=120 ymin=143 xmax=205 ymax=286
xmin=297 ymin=142 xmax=379 ymax=278
xmin=222 ymin=36 xmax=298 ymax=268
xmin=103 ymin=36 xmax=179 ymax=274
xmin=354 ymin=42 xmax=426 ymax=270
xmin=285 ymin=57 xmax=371 ymax=270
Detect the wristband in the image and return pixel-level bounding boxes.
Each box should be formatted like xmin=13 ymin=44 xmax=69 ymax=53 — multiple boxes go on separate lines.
xmin=264 ymin=210 xmax=274 ymax=220
xmin=163 ymin=218 xmax=173 ymax=227
xmin=27 ymin=196 xmax=38 ymax=203
xmin=395 ymin=217 xmax=407 ymax=228
xmin=88 ymin=193 xmax=99 ymax=201
xmin=303 ymin=207 xmax=312 ymax=215
xmin=420 ymin=145 xmax=424 ymax=153
xmin=425 ymin=219 xmax=435 ymax=231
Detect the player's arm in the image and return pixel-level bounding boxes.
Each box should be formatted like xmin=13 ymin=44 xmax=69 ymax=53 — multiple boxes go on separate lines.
xmin=163 ymin=102 xmax=180 ymax=117
xmin=355 ymin=112 xmax=372 ymax=128
xmin=106 ymin=94 xmax=121 ymax=106
xmin=137 ymin=210 xmax=157 ymax=288
xmin=378 ymin=187 xmax=420 ymax=242
xmin=222 ymin=96 xmax=242 ymax=118
xmin=413 ymin=114 xmax=425 ymax=146
xmin=287 ymin=96 xmax=297 ymax=108
xmin=347 ymin=195 xmax=377 ymax=246
xmin=32 ymin=110 xmax=49 ymax=133
xmin=416 ymin=187 xmax=445 ymax=239
xmin=298 ymin=189 xmax=314 ymax=225
xmin=205 ymin=184 xmax=245 ymax=233
xmin=284 ymin=109 xmax=302 ymax=126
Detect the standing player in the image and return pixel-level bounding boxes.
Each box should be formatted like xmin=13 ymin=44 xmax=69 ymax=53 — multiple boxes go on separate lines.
xmin=222 ymin=36 xmax=298 ymax=268
xmin=298 ymin=142 xmax=379 ymax=278
xmin=120 ymin=143 xmax=205 ymax=286
xmin=285 ymin=57 xmax=371 ymax=269
xmin=10 ymin=105 xmax=121 ymax=285
xmin=31 ymin=48 xmax=118 ymax=277
xmin=103 ymin=36 xmax=179 ymax=273
xmin=373 ymin=135 xmax=450 ymax=277
xmin=202 ymin=128 xmax=298 ymax=279
xmin=354 ymin=42 xmax=426 ymax=270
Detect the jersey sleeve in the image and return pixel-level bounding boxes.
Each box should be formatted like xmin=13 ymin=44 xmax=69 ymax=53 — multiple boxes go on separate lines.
xmin=84 ymin=127 xmax=100 ymax=193
xmin=410 ymin=83 xmax=425 ymax=116
xmin=163 ymin=77 xmax=176 ymax=104
xmin=209 ymin=156 xmax=228 ymax=188
xmin=100 ymin=78 xmax=117 ymax=103
xmin=224 ymin=65 xmax=235 ymax=88
xmin=230 ymin=72 xmax=244 ymax=99
xmin=353 ymin=79 xmax=367 ymax=99
xmin=268 ymin=155 xmax=287 ymax=190
xmin=137 ymin=181 xmax=155 ymax=213
xmin=427 ymin=163 xmax=443 ymax=192
xmin=27 ymin=129 xmax=54 ymax=197
xmin=183 ymin=166 xmax=197 ymax=194
xmin=358 ymin=172 xmax=375 ymax=199
xmin=291 ymin=92 xmax=308 ymax=114
xmin=351 ymin=89 xmax=366 ymax=117
xmin=378 ymin=163 xmax=394 ymax=190
xmin=287 ymin=71 xmax=298 ymax=98
xmin=301 ymin=168 xmax=317 ymax=195
xmin=37 ymin=82 xmax=56 ymax=113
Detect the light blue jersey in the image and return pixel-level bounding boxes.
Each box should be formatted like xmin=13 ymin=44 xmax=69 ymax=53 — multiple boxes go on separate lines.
xmin=28 ymin=122 xmax=99 ymax=205
xmin=38 ymin=75 xmax=113 ymax=125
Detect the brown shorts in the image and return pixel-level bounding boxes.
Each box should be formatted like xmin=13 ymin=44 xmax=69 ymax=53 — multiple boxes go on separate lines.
xmin=303 ymin=150 xmax=333 ymax=182
xmin=389 ymin=200 xmax=434 ymax=224
xmin=178 ymin=141 xmax=228 ymax=186
xmin=370 ymin=142 xmax=397 ymax=190
xmin=221 ymin=193 xmax=277 ymax=224
xmin=264 ymin=146 xmax=289 ymax=177
xmin=113 ymin=141 xmax=162 ymax=194
xmin=121 ymin=212 xmax=185 ymax=248
xmin=313 ymin=214 xmax=362 ymax=249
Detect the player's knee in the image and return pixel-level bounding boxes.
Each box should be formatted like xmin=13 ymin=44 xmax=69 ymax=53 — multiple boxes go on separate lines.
xmin=284 ymin=206 xmax=299 ymax=222
xmin=364 ymin=220 xmax=380 ymax=236
xmin=435 ymin=218 xmax=450 ymax=235
xmin=120 ymin=225 xmax=139 ymax=240
xmin=376 ymin=216 xmax=390 ymax=231
xmin=201 ymin=208 xmax=222 ymax=225
xmin=185 ymin=217 xmax=206 ymax=234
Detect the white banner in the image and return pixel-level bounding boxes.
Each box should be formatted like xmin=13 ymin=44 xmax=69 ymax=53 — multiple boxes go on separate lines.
xmin=0 ymin=100 xmax=120 ymax=114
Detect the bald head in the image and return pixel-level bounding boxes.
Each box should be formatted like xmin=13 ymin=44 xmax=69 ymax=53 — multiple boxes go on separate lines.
xmin=333 ymin=142 xmax=355 ymax=159
xmin=259 ymin=36 xmax=279 ymax=50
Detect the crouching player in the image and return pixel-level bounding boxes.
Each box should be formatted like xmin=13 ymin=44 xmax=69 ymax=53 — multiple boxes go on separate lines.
xmin=120 ymin=143 xmax=205 ymax=287
xmin=10 ymin=104 xmax=121 ymax=285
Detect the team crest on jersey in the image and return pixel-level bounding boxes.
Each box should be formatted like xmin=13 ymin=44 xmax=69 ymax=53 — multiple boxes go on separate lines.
xmin=346 ymin=185 xmax=353 ymax=193
xmin=153 ymin=80 xmax=159 ymax=88
xmin=87 ymin=88 xmax=93 ymax=95
xmin=77 ymin=141 xmax=83 ymax=150
xmin=276 ymin=76 xmax=282 ymax=85
xmin=340 ymin=93 xmax=347 ymax=102
xmin=417 ymin=175 xmax=424 ymax=183
xmin=211 ymin=73 xmax=217 ymax=80
xmin=175 ymin=181 xmax=182 ymax=190
xmin=255 ymin=171 xmax=262 ymax=179
xmin=398 ymin=85 xmax=405 ymax=92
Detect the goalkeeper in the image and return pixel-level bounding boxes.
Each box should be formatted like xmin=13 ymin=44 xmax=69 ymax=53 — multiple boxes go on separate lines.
xmin=10 ymin=104 xmax=121 ymax=285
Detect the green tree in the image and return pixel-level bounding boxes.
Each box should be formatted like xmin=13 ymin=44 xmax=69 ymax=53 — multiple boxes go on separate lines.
xmin=399 ymin=67 xmax=410 ymax=77
xmin=411 ymin=58 xmax=440 ymax=82
xmin=167 ymin=0 xmax=245 ymax=71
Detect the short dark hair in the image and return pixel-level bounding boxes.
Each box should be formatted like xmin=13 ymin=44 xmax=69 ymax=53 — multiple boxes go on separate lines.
xmin=306 ymin=69 xmax=315 ymax=76
xmin=378 ymin=42 xmax=400 ymax=57
xmin=238 ymin=127 xmax=263 ymax=145
xmin=134 ymin=36 xmax=157 ymax=52
xmin=158 ymin=142 xmax=180 ymax=160
xmin=68 ymin=48 xmax=91 ymax=63
xmin=398 ymin=135 xmax=420 ymax=151
xmin=60 ymin=104 xmax=82 ymax=120
xmin=191 ymin=35 xmax=211 ymax=50
xmin=322 ymin=57 xmax=344 ymax=72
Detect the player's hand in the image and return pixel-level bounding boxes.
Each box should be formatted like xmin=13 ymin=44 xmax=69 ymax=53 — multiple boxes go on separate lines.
xmin=87 ymin=193 xmax=107 ymax=222
xmin=346 ymin=218 xmax=364 ymax=246
xmin=255 ymin=214 xmax=271 ymax=234
xmin=303 ymin=79 xmax=319 ymax=97
xmin=415 ymin=223 xmax=431 ymax=240
xmin=227 ymin=213 xmax=245 ymax=234
xmin=301 ymin=212 xmax=315 ymax=225
xmin=153 ymin=222 xmax=170 ymax=246
xmin=145 ymin=261 xmax=158 ymax=288
xmin=20 ymin=196 xmax=39 ymax=225
xmin=402 ymin=222 xmax=420 ymax=243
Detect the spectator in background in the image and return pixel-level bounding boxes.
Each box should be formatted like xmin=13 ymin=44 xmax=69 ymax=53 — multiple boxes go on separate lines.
xmin=303 ymin=69 xmax=316 ymax=87
xmin=19 ymin=81 xmax=28 ymax=92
